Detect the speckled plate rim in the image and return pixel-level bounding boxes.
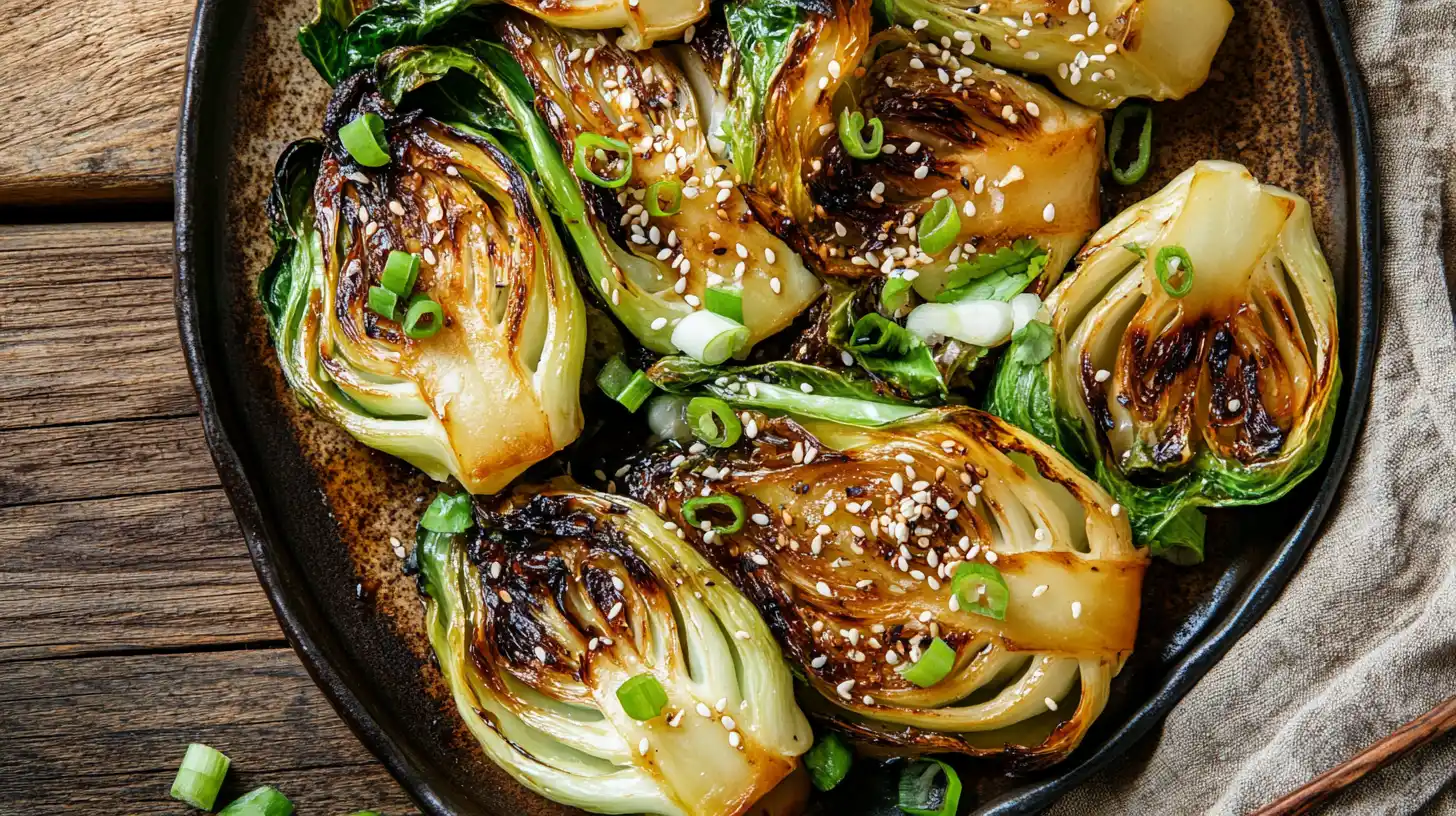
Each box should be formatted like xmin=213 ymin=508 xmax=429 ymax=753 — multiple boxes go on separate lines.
xmin=173 ymin=1 xmax=1381 ymax=813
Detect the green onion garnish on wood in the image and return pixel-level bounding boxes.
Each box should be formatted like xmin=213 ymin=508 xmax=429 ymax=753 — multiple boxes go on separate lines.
xmin=217 ymin=785 xmax=295 ymax=816
xmin=170 ymin=743 xmax=231 ymax=810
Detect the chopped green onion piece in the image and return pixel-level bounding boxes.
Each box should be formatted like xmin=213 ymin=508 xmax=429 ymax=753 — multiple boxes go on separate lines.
xmin=1155 ymin=246 xmax=1195 ymax=298
xmin=838 ymin=107 xmax=884 ymax=159
xmin=682 ymin=495 xmax=746 ymax=535
xmin=918 ymin=198 xmax=961 ymax=256
xmin=403 ymin=295 xmax=444 ymax=339
xmin=367 ymin=286 xmax=399 ymax=320
xmin=1108 ymin=103 xmax=1154 ymax=186
xmin=704 ymin=286 xmax=745 ymax=324
xmin=881 ymin=277 xmax=913 ymax=313
xmin=597 ymin=355 xmax=655 ymax=412
xmin=670 ymin=310 xmax=749 ymax=365
xmin=646 ymin=179 xmax=684 ymax=216
xmin=573 ymin=132 xmax=633 ymax=188
xmin=805 ymin=732 xmax=853 ymax=792
xmin=217 ymin=786 xmax=295 ymax=816
xmin=421 ymin=492 xmax=473 ymax=534
xmin=686 ymin=397 xmax=742 ymax=447
xmin=897 ymin=759 xmax=962 ymax=816
xmin=616 ymin=674 xmax=669 ymax=720
xmin=339 ymin=113 xmax=390 ymax=168
xmin=170 ymin=743 xmax=231 ymax=810
xmin=381 ymin=250 xmax=420 ymax=296
xmin=896 ymin=637 xmax=956 ymax=687
xmin=952 ymin=562 xmax=1009 ymax=620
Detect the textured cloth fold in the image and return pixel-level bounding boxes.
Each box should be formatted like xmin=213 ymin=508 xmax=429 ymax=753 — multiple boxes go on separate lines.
xmin=1051 ymin=1 xmax=1456 ymax=813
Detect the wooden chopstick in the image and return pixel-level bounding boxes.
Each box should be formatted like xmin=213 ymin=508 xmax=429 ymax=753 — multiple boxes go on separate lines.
xmin=1249 ymin=693 xmax=1456 ymax=816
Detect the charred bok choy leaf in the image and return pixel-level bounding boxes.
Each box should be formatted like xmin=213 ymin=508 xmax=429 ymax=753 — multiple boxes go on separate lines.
xmin=498 ymin=14 xmax=823 ymax=358
xmin=299 ymin=0 xmax=707 ymax=85
xmin=624 ymin=406 xmax=1146 ymax=764
xmin=879 ymin=0 xmax=1234 ymax=109
xmin=259 ymin=74 xmax=586 ymax=494
xmin=416 ymin=486 xmax=811 ymax=815
xmin=988 ymin=161 xmax=1341 ymax=563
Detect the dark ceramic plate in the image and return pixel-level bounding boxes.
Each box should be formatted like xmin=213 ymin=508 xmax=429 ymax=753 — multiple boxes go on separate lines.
xmin=175 ymin=1 xmax=1380 ymax=813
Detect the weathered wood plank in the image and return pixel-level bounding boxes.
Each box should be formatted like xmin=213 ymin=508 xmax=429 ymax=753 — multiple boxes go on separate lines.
xmin=0 ymin=649 xmax=418 ymax=814
xmin=0 ymin=490 xmax=280 ymax=662
xmin=0 ymin=3 xmax=195 ymax=206
xmin=0 ymin=222 xmax=194 ymax=430
xmin=0 ymin=416 xmax=219 ymax=506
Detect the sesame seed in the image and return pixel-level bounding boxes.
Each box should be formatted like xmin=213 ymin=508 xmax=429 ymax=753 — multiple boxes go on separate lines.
xmin=1032 ymin=584 xmax=1048 ymax=597
xmin=836 ymin=679 xmax=856 ymax=699
xmin=729 ymin=731 xmax=742 ymax=748
xmin=1043 ymin=203 xmax=1056 ymax=222
xmin=1228 ymin=398 xmax=1243 ymax=411
xmin=914 ymin=166 xmax=930 ymax=180
xmin=534 ymin=646 xmax=548 ymax=662
xmin=1071 ymin=601 xmax=1083 ymax=618
xmin=608 ymin=602 xmax=623 ymax=619
xmin=1044 ymin=697 xmax=1059 ymax=711
xmin=639 ymin=737 xmax=650 ymax=755
xmin=651 ymin=317 xmax=668 ymax=330
xmin=1094 ymin=369 xmax=1111 ymax=383
xmin=1110 ymin=503 xmax=1122 ymax=517
xmin=696 ymin=702 xmax=713 ymax=717
xmin=811 ymin=655 xmax=828 ymax=669
xmin=715 ymin=697 xmax=728 ymax=712
xmin=816 ymin=581 xmax=833 ymax=597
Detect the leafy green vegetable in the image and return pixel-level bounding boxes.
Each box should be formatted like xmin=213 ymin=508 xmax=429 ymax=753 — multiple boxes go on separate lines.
xmin=299 ymin=0 xmax=477 ymax=86
xmin=937 ymin=240 xmax=1050 ymax=303
xmin=1010 ymin=320 xmax=1054 ymax=365
xmin=647 ymin=357 xmax=927 ymax=427
xmin=720 ymin=0 xmax=809 ymax=179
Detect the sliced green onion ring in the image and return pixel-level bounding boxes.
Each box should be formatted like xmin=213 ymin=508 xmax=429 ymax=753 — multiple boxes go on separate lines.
xmin=381 ymin=250 xmax=420 ymax=296
xmin=403 ymin=295 xmax=444 ymax=339
xmin=804 ymin=732 xmax=853 ymax=792
xmin=1108 ymin=102 xmax=1154 ymax=186
xmin=952 ymin=562 xmax=1009 ymax=620
xmin=339 ymin=112 xmax=390 ymax=167
xmin=573 ymin=132 xmax=633 ymax=188
xmin=616 ymin=673 xmax=670 ymax=720
xmin=704 ymin=286 xmax=745 ymax=324
xmin=597 ymin=355 xmax=655 ymax=412
xmin=1155 ymin=245 xmax=1195 ymax=298
xmin=217 ymin=786 xmax=295 ymax=816
xmin=367 ymin=286 xmax=399 ymax=320
xmin=686 ymin=397 xmax=743 ymax=447
xmin=896 ymin=637 xmax=956 ymax=687
xmin=918 ymin=198 xmax=961 ymax=256
xmin=682 ymin=495 xmax=746 ymax=535
xmin=897 ymin=759 xmax=962 ymax=816
xmin=670 ymin=309 xmax=749 ymax=365
xmin=170 ymin=743 xmax=231 ymax=810
xmin=646 ymin=179 xmax=684 ymax=216
xmin=421 ymin=492 xmax=474 ymax=534
xmin=839 ymin=107 xmax=884 ymax=160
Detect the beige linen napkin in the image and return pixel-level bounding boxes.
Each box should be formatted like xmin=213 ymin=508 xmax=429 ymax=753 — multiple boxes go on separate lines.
xmin=1051 ymin=1 xmax=1456 ymax=813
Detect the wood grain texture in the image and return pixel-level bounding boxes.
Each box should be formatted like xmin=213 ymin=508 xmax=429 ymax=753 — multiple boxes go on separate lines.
xmin=0 ymin=2 xmax=195 ymax=206
xmin=1251 ymin=695 xmax=1456 ymax=816
xmin=0 ymin=223 xmax=195 ymax=430
xmin=0 ymin=649 xmax=418 ymax=813
xmin=0 ymin=490 xmax=280 ymax=662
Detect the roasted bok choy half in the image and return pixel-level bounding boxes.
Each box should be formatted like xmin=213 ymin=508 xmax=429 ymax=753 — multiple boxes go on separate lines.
xmin=499 ymin=14 xmax=823 ymax=360
xmin=298 ymin=0 xmax=707 ymax=86
xmin=624 ymin=405 xmax=1146 ymax=763
xmin=259 ymin=74 xmax=586 ymax=494
xmin=878 ymin=0 xmax=1234 ymax=109
xmin=989 ymin=161 xmax=1340 ymax=563
xmin=416 ymin=486 xmax=812 ymax=815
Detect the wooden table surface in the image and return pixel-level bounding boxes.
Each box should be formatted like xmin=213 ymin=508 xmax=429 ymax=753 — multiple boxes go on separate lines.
xmin=0 ymin=3 xmax=418 ymax=812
